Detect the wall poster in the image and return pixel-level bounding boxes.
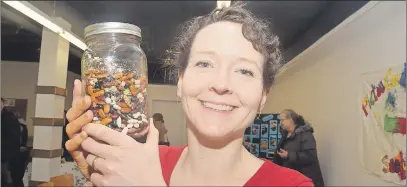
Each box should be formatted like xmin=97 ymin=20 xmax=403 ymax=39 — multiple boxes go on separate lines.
xmin=244 ymin=114 xmax=281 ymax=161
xmin=359 ymin=62 xmax=406 ymax=185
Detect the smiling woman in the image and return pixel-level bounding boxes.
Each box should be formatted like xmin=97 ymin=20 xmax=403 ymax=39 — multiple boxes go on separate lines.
xmin=64 ymin=1 xmax=314 ymax=186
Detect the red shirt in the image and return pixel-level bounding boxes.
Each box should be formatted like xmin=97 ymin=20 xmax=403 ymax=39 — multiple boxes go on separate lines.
xmin=159 ymin=146 xmax=314 ymax=186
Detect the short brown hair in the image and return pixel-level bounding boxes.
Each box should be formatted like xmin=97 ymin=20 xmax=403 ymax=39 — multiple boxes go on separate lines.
xmin=167 ymin=1 xmax=283 ymax=88
xmin=152 ymin=113 xmax=164 ymax=122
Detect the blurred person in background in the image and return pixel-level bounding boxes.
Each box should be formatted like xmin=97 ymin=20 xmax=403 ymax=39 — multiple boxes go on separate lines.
xmin=13 ymin=112 xmax=29 ymax=187
xmin=1 ymin=98 xmax=22 ymax=187
xmin=275 ymin=109 xmax=324 ymax=187
xmin=152 ymin=113 xmax=170 ymax=146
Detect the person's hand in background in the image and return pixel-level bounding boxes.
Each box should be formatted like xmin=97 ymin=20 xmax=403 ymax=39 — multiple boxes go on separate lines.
xmin=277 ymin=148 xmax=288 ymax=159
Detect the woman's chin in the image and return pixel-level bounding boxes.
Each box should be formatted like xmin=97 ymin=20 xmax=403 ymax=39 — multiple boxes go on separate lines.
xmin=193 ymin=124 xmax=242 ymax=143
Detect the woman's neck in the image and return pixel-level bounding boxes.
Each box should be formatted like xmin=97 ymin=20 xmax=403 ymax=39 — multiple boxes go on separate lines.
xmin=180 ymin=128 xmax=250 ymax=179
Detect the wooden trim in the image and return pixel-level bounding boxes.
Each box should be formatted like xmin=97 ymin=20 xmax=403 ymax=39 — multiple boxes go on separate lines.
xmin=29 ymin=180 xmax=47 ymax=187
xmin=31 ymin=149 xmax=62 ymax=158
xmin=32 ymin=117 xmax=65 ymax=126
xmin=36 ymin=86 xmax=67 ymax=97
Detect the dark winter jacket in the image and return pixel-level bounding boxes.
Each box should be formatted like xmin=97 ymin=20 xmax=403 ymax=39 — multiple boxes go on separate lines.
xmin=274 ymin=124 xmax=324 ymax=187
xmin=1 ymin=109 xmax=22 ymax=163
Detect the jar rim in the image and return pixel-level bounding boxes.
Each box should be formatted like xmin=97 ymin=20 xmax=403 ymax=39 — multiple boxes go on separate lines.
xmin=84 ymin=22 xmax=142 ymax=39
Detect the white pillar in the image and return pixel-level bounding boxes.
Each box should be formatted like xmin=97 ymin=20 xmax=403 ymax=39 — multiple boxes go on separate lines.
xmin=29 ymin=17 xmax=71 ymax=186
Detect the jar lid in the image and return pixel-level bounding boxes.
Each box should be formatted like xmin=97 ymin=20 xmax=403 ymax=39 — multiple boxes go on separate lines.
xmin=84 ymin=22 xmax=142 ymax=38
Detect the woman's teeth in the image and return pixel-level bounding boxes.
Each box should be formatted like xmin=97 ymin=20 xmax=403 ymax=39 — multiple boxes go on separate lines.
xmin=202 ymin=102 xmax=235 ymax=111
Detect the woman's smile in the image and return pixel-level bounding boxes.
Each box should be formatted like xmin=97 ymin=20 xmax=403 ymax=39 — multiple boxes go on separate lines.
xmin=200 ymin=100 xmax=237 ymax=112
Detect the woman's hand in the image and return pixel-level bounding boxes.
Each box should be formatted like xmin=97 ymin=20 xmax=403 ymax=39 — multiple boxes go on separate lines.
xmin=64 ymin=79 xmax=150 ymax=179
xmin=65 ymin=80 xmax=93 ymax=178
xmin=82 ymin=119 xmax=166 ymax=186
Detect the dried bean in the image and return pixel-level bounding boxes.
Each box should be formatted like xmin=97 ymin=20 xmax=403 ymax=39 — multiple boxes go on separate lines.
xmin=101 ymin=117 xmax=112 ymax=126
xmin=103 ymin=104 xmax=110 ymax=113
xmin=84 ymin=70 xmax=148 ymax=131
xmin=121 ymin=107 xmax=131 ymax=113
xmin=98 ymin=109 xmax=106 ymax=118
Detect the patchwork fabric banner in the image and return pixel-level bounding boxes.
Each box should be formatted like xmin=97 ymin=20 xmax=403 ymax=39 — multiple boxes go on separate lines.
xmin=359 ymin=63 xmax=406 ymax=185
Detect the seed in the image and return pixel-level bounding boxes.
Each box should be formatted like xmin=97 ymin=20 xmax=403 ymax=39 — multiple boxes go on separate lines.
xmin=130 ymin=85 xmax=137 ymax=96
xmin=118 ymin=102 xmax=129 ymax=108
xmin=103 ymin=104 xmax=110 ymax=113
xmin=117 ymin=117 xmax=122 ymax=127
xmin=133 ymin=123 xmax=139 ymax=128
xmin=105 ymin=97 xmax=112 ymax=104
xmin=101 ymin=117 xmax=112 ymax=126
xmin=98 ymin=109 xmax=106 ymax=118
xmin=131 ymin=103 xmax=137 ymax=110
xmin=121 ymin=107 xmax=131 ymax=113
xmin=95 ymin=73 xmax=108 ymax=78
xmin=128 ymin=119 xmax=137 ymax=124
xmin=113 ymin=104 xmax=121 ymax=110
xmin=93 ymin=90 xmax=105 ymax=97
xmin=113 ymin=72 xmax=123 ymax=79
xmin=87 ymin=85 xmax=94 ymax=95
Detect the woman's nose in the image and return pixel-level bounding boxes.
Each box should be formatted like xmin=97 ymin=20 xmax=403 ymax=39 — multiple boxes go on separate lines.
xmin=209 ymin=71 xmax=233 ymax=95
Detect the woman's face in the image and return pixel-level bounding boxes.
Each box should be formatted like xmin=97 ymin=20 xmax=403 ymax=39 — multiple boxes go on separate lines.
xmin=279 ymin=112 xmax=295 ymax=132
xmin=177 ymin=21 xmax=268 ymax=140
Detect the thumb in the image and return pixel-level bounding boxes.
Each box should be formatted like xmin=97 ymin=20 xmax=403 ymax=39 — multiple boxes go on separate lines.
xmin=146 ymin=117 xmax=159 ymax=145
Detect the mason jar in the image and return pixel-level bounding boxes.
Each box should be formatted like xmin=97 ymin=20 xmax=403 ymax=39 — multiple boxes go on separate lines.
xmin=81 ymin=22 xmax=148 ymax=135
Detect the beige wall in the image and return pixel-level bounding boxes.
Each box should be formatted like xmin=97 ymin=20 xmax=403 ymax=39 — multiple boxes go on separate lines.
xmin=1 ymin=61 xmax=80 ymax=137
xmin=263 ymin=1 xmax=406 ymax=186
xmin=1 ymin=61 xmax=183 ymax=140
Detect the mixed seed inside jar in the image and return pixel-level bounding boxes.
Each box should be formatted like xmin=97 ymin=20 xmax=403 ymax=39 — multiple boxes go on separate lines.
xmin=84 ymin=69 xmax=148 ymax=132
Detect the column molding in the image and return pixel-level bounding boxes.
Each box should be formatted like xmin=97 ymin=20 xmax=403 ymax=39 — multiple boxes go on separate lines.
xmin=36 ymin=86 xmax=67 ymax=97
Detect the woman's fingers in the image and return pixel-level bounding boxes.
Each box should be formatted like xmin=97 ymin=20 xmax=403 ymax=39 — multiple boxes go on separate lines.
xmin=81 ymin=135 xmax=116 ymax=159
xmin=146 ymin=118 xmax=159 ymax=145
xmin=83 ymin=123 xmax=133 ymax=146
xmin=90 ymin=172 xmax=105 ymax=187
xmin=65 ymin=131 xmax=88 ymax=151
xmin=66 ymin=110 xmax=93 ymax=139
xmin=128 ymin=124 xmax=150 ymax=139
xmin=66 ymin=96 xmax=91 ymax=122
xmin=66 ymin=80 xmax=91 ymax=123
xmin=85 ymin=154 xmax=110 ymax=174
xmin=65 ymin=131 xmax=91 ymax=178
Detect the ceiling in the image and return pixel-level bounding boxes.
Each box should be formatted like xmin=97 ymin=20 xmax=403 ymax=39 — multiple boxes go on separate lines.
xmin=1 ymin=1 xmax=368 ymax=85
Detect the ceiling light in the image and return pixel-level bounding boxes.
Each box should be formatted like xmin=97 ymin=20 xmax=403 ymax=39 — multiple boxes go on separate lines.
xmin=2 ymin=1 xmax=87 ymax=50
xmin=217 ymin=0 xmax=231 ymax=9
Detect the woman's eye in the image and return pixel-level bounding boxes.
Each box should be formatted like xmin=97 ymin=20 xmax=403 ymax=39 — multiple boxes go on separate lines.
xmin=195 ymin=61 xmax=212 ymax=68
xmin=237 ymin=69 xmax=254 ymax=77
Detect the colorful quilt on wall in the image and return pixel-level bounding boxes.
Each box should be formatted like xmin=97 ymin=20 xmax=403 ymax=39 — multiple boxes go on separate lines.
xmin=243 ymin=114 xmax=281 ymax=161
xmin=359 ymin=62 xmax=406 ymax=185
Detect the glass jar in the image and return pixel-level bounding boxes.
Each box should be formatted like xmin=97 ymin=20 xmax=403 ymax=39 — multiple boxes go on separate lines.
xmin=81 ymin=22 xmax=148 ymax=135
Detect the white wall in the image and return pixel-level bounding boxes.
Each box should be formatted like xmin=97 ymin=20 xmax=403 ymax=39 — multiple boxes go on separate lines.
xmin=263 ymin=1 xmax=406 ymax=186
xmin=1 ymin=61 xmax=186 ymax=144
